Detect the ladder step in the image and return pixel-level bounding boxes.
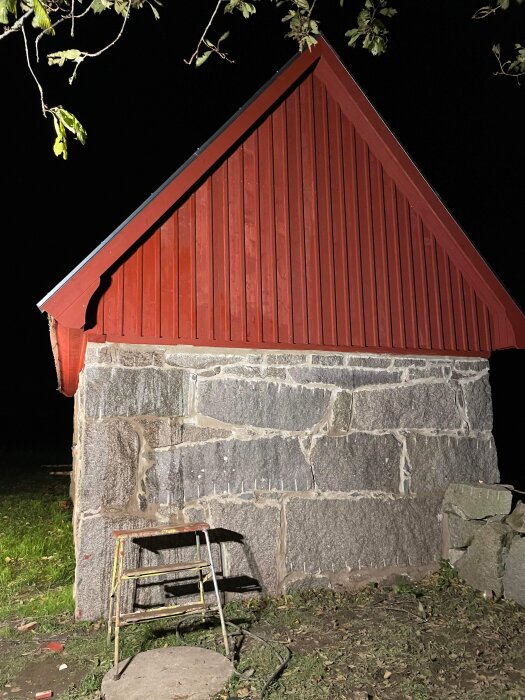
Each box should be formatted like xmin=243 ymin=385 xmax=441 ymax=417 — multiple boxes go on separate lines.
xmin=119 ymin=602 xmax=211 ymax=624
xmin=122 ymin=560 xmax=209 ymax=578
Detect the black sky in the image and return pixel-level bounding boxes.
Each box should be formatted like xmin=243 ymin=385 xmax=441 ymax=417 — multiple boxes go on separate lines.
xmin=1 ymin=1 xmax=524 ymax=481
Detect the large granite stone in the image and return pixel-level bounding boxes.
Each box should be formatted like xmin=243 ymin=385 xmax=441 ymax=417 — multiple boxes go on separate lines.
xmin=180 ymin=424 xmax=232 ymax=443
xmin=285 ymin=495 xmax=442 ymax=573
xmin=165 ymin=351 xmax=247 ymax=368
xmin=197 ymin=379 xmax=331 ymax=431
xmin=136 ymin=417 xmax=182 ymax=449
xmin=312 ymin=354 xmax=344 ymax=366
xmin=288 ymin=366 xmax=401 ymax=390
xmin=310 ymin=433 xmax=401 ymax=493
xmin=346 ymin=355 xmax=393 ymax=368
xmin=446 ymin=512 xmax=485 ymax=548
xmin=443 ymin=483 xmax=512 ymax=520
xmin=503 ymin=536 xmax=525 ymax=606
xmin=407 ymin=435 xmax=498 ymax=493
xmin=154 ymin=436 xmax=312 ymax=501
xmin=455 ymin=522 xmax=513 ymax=598
xmin=331 ymin=391 xmax=353 ymax=433
xmin=207 ymin=498 xmax=281 ymax=593
xmin=84 ymin=366 xmax=189 ymax=418
xmin=462 ymin=376 xmax=493 ymax=431
xmin=81 ymin=420 xmax=139 ymax=510
xmin=114 ymin=346 xmax=165 ymax=367
xmin=351 ymin=383 xmax=461 ymax=430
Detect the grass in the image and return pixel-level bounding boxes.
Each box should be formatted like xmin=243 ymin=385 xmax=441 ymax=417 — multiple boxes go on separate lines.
xmin=1 ymin=448 xmax=525 ymax=699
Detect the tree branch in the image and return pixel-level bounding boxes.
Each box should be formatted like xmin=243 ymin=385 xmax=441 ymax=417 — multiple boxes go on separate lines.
xmin=185 ymin=0 xmax=228 ymax=66
xmin=21 ymin=21 xmax=48 ymax=117
xmin=36 ymin=1 xmax=94 ymax=62
xmin=0 ymin=9 xmax=33 ymax=42
xmin=68 ymin=0 xmax=132 ymax=83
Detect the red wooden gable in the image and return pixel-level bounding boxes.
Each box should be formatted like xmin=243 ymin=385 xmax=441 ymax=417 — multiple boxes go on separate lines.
xmin=38 ymin=37 xmax=525 ymax=397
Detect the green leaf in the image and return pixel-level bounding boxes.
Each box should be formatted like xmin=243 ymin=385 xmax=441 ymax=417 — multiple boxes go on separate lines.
xmin=147 ymin=0 xmax=160 ymax=19
xmin=52 ymin=114 xmax=67 ymax=160
xmin=492 ymin=43 xmax=501 ymax=56
xmin=0 ymin=0 xmax=18 ymax=25
xmin=195 ymin=50 xmax=211 ymax=67
xmin=50 ymin=107 xmax=87 ymax=151
xmin=47 ymin=49 xmax=84 ymax=67
xmin=32 ymin=0 xmax=55 ymax=34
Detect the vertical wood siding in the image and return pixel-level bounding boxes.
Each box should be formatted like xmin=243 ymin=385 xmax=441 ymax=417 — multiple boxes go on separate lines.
xmin=89 ymin=72 xmax=496 ymax=355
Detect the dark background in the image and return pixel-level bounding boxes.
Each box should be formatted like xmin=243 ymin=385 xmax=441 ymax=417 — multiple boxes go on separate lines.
xmin=1 ymin=1 xmax=523 ymax=484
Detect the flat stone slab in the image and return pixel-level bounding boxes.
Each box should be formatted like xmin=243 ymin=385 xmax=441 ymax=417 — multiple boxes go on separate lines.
xmin=101 ymin=646 xmax=233 ymax=700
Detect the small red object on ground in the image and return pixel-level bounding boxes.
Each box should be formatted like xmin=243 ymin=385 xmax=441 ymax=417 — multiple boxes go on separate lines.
xmin=45 ymin=642 xmax=64 ymax=652
xmin=35 ymin=692 xmax=54 ymax=699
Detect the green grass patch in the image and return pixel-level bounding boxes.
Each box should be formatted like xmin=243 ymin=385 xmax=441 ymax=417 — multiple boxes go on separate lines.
xmin=0 ymin=453 xmax=75 ymax=621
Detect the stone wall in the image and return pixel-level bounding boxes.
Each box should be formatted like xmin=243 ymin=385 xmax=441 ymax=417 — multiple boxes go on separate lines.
xmin=72 ymin=343 xmax=498 ymax=619
xmin=443 ymin=483 xmax=525 ymax=606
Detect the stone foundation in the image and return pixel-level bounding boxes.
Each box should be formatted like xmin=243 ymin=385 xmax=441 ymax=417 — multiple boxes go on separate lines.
xmin=72 ymin=343 xmax=498 ymax=619
xmin=443 ymin=484 xmax=525 ymax=606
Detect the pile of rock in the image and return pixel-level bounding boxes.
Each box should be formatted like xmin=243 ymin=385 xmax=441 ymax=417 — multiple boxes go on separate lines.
xmin=442 ymin=483 xmax=525 ymax=606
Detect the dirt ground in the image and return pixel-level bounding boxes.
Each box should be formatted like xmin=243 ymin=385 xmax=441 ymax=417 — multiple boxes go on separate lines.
xmin=2 ymin=567 xmax=525 ymax=699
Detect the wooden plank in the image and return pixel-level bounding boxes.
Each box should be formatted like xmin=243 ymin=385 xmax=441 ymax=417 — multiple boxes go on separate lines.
xmin=435 ymin=243 xmax=456 ymax=351
xmin=272 ymin=103 xmax=293 ymax=344
xmin=195 ymin=179 xmax=214 ymax=340
xmin=327 ymin=96 xmax=351 ymax=347
xmin=396 ymin=191 xmax=418 ymax=349
xmin=383 ymin=176 xmax=405 ymax=349
xmin=120 ymin=602 xmax=209 ymax=624
xmin=313 ymin=75 xmax=337 ymax=346
xmin=423 ymin=226 xmax=444 ymax=350
xmin=122 ymin=247 xmax=143 ymax=338
xmin=341 ymin=119 xmax=365 ymax=347
xmin=177 ymin=196 xmax=197 ymax=340
xmin=212 ymin=162 xmax=230 ymax=342
xmin=227 ymin=148 xmax=247 ymax=342
xmin=258 ymin=118 xmax=278 ymax=344
xmin=141 ymin=229 xmax=161 ymax=338
xmin=103 ymin=266 xmax=124 ymax=337
xmin=286 ymin=88 xmax=308 ymax=344
xmin=410 ymin=209 xmax=431 ymax=350
xmin=160 ymin=216 xmax=176 ymax=339
xmin=449 ymin=260 xmax=468 ymax=352
xmin=123 ymin=560 xmax=208 ymax=578
xmin=300 ymin=76 xmax=322 ymax=345
xmin=243 ymin=131 xmax=263 ymax=343
xmin=463 ymin=280 xmax=480 ymax=352
xmin=369 ymin=155 xmax=392 ymax=347
xmin=355 ymin=135 xmax=379 ymax=347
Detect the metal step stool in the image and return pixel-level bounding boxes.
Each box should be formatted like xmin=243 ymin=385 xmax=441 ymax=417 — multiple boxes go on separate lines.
xmin=106 ymin=521 xmax=230 ymax=679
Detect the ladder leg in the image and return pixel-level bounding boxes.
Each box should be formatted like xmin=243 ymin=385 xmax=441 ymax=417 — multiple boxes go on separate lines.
xmin=196 ymin=532 xmax=205 ymax=609
xmin=106 ymin=538 xmax=120 ymax=645
xmin=113 ymin=537 xmax=125 ymax=679
xmin=203 ymin=530 xmax=230 ymax=657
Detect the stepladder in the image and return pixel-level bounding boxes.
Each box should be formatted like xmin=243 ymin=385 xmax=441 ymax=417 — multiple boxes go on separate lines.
xmin=106 ymin=521 xmax=230 ymax=679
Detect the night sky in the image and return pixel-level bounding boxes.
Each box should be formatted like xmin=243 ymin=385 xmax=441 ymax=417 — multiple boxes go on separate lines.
xmin=1 ymin=1 xmax=524 ymax=483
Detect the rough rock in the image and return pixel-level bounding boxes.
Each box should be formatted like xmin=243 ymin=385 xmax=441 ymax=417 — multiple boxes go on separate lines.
xmin=443 ymin=483 xmax=512 ymax=520
xmin=81 ymin=420 xmax=140 ymax=510
xmin=351 ymin=383 xmax=461 ymax=430
xmin=165 ymin=352 xmax=246 ymax=368
xmin=310 ymin=433 xmax=401 ymax=493
xmin=197 ymin=378 xmax=331 ymax=431
xmin=503 ymin=536 xmax=525 ymax=607
xmin=288 ymin=366 xmax=401 ymax=390
xmin=455 ymin=522 xmax=513 ymax=598
xmin=330 ymin=391 xmax=353 ymax=433
xmin=207 ymin=498 xmax=281 ymax=594
xmin=312 ymin=354 xmax=344 ymax=366
xmin=446 ymin=512 xmax=485 ymax=548
xmin=283 ymin=574 xmax=332 ymax=593
xmin=407 ymin=435 xmax=498 ymax=493
xmin=462 ymin=375 xmax=493 ymax=431
xmin=505 ymin=501 xmax=525 ymax=534
xmin=84 ymin=367 xmax=188 ymax=418
xmin=154 ymin=436 xmax=312 ymax=501
xmin=285 ymin=495 xmax=442 ymax=573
